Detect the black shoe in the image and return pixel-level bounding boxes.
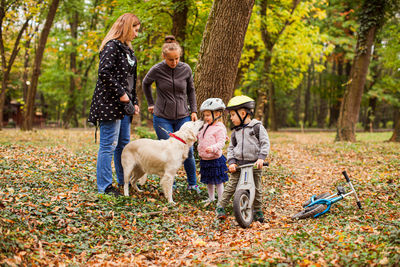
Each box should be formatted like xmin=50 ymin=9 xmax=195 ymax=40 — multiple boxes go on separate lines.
xmin=105 ymin=185 xmax=122 ymax=197
xmin=254 ymin=210 xmax=265 ymax=223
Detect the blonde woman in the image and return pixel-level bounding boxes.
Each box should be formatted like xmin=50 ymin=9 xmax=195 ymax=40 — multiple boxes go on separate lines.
xmin=88 ymin=13 xmax=140 ymax=197
xmin=142 ymin=41 xmax=200 ymax=193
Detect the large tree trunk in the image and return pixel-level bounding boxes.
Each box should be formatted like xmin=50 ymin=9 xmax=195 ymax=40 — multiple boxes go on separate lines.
xmin=336 ymin=0 xmax=386 ymax=141
xmin=172 ymin=0 xmax=189 ymax=61
xmin=63 ymin=10 xmax=79 ymax=128
xmin=389 ymin=109 xmax=400 ymax=142
xmin=337 ymin=28 xmax=377 ymax=141
xmin=194 ymin=0 xmax=255 ymax=106
xmin=22 ymin=0 xmax=60 ymax=131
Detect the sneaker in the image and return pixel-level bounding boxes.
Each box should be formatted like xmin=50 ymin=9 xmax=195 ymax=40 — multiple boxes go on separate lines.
xmin=201 ymin=198 xmax=215 ymax=203
xmin=216 ymin=206 xmax=226 ymax=219
xmin=254 ymin=210 xmax=265 ymax=223
xmin=187 ymin=185 xmax=201 ymax=194
xmin=104 ymin=185 xmax=122 ymax=197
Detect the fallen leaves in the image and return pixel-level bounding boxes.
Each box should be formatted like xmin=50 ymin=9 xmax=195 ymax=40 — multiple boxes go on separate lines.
xmin=0 ymin=130 xmax=399 ymax=265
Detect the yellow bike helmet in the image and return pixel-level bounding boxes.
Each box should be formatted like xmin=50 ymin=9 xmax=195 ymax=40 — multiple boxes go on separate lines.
xmin=226 ymin=95 xmax=255 ymax=128
xmin=226 ymin=95 xmax=255 ymax=111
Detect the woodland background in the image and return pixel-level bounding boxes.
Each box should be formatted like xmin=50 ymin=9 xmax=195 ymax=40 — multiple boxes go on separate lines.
xmin=0 ymin=0 xmax=399 ymax=142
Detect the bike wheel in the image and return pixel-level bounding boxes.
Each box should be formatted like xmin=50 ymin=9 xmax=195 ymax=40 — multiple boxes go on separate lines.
xmin=302 ymin=192 xmax=331 ymax=208
xmin=291 ymin=204 xmax=326 ymax=220
xmin=233 ymin=189 xmax=253 ymax=228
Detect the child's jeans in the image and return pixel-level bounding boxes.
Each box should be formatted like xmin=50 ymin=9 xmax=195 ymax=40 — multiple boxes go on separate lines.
xmin=217 ymin=168 xmax=263 ymax=210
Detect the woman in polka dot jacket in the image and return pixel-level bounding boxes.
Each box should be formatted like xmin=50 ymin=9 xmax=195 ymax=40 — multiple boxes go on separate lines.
xmin=88 ymin=13 xmax=140 ymax=197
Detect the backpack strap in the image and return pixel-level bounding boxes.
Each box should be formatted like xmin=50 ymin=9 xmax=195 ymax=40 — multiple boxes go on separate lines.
xmin=253 ymin=123 xmax=261 ymax=141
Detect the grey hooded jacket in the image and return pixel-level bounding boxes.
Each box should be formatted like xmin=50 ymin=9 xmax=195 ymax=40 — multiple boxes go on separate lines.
xmin=142 ymin=61 xmax=197 ymax=120
xmin=227 ymin=119 xmax=270 ymax=165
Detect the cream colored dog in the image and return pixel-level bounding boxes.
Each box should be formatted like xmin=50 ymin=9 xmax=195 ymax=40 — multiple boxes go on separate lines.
xmin=121 ymin=120 xmax=204 ymax=203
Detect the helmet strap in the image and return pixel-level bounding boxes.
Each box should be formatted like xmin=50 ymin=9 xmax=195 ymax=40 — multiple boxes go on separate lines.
xmin=235 ymin=110 xmax=249 ymax=127
xmin=203 ymin=111 xmax=222 ymax=137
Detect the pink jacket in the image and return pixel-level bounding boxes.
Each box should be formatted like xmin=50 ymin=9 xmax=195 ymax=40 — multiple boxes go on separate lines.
xmin=197 ymin=121 xmax=227 ymax=160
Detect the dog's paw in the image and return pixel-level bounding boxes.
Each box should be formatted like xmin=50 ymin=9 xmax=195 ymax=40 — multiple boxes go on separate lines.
xmin=168 ymin=201 xmax=177 ymax=206
xmin=133 ymin=184 xmax=143 ymax=192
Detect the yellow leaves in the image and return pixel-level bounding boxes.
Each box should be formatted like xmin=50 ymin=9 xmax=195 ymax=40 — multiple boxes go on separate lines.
xmin=192 ymin=239 xmax=206 ymax=247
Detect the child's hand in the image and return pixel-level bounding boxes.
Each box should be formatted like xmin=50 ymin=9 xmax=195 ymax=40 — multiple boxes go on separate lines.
xmin=229 ymin=164 xmax=237 ymax=173
xmin=254 ymin=159 xmax=264 ymax=169
xmin=205 ymin=146 xmax=213 ymax=153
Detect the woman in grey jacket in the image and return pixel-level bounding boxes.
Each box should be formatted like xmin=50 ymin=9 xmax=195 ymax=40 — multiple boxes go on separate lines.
xmin=142 ymin=41 xmax=200 ymax=193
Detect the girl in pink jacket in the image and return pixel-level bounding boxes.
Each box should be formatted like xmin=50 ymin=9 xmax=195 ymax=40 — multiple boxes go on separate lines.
xmin=197 ymin=98 xmax=229 ymax=203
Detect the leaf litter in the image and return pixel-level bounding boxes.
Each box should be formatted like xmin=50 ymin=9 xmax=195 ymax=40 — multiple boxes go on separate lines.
xmin=0 ymin=129 xmax=399 ymax=266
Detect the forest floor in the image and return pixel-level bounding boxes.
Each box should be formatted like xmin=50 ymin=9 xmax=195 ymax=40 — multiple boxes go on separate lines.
xmin=0 ymin=129 xmax=399 ymax=266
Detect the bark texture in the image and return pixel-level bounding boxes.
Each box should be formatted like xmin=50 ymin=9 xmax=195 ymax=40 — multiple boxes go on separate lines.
xmin=194 ymin=0 xmax=255 ymax=107
xmin=336 ymin=0 xmax=386 ymax=141
xmin=22 ymin=0 xmax=60 ymax=130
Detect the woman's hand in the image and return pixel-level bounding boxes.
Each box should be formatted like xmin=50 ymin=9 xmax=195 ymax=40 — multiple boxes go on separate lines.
xmin=148 ymin=105 xmax=154 ymax=114
xmin=134 ymin=105 xmax=140 ymax=115
xmin=191 ymin=112 xmax=198 ymax=121
xmin=120 ymin=93 xmax=130 ymax=103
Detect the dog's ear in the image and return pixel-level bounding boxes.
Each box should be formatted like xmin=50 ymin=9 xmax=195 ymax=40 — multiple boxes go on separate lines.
xmin=179 ymin=128 xmax=197 ymax=144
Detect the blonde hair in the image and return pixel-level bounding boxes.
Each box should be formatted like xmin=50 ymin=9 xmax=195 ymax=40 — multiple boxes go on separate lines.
xmin=162 ymin=42 xmax=182 ymax=56
xmin=100 ymin=13 xmax=140 ymax=51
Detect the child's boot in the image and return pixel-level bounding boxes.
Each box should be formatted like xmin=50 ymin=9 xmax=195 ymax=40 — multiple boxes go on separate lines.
xmin=216 ymin=206 xmax=226 ymax=219
xmin=254 ymin=210 xmax=265 ymax=223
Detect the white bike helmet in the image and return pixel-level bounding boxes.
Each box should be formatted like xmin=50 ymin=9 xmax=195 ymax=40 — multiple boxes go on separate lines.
xmin=200 ymin=98 xmax=226 ymax=112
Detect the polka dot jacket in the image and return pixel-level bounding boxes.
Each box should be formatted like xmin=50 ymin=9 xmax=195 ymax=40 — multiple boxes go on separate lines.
xmin=88 ymin=39 xmax=138 ymax=125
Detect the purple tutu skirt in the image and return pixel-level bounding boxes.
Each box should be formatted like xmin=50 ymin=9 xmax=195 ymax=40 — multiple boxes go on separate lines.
xmin=200 ymin=155 xmax=229 ymax=185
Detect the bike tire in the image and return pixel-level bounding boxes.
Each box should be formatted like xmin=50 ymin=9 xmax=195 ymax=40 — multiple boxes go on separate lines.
xmin=302 ymin=192 xmax=331 ymax=208
xmin=233 ymin=189 xmax=253 ymax=228
xmin=291 ymin=204 xmax=326 ymax=220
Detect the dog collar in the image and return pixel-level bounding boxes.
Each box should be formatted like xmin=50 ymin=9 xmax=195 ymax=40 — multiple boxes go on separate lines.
xmin=169 ymin=133 xmax=186 ymax=144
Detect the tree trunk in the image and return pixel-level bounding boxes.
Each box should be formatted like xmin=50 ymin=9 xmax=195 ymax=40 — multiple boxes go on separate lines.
xmin=336 ymin=27 xmax=377 ymax=141
xmin=304 ymin=63 xmax=312 ymax=126
xmin=389 ymin=109 xmax=400 ymax=142
xmin=22 ymin=0 xmax=60 ymax=131
xmin=0 ymin=13 xmax=30 ymax=129
xmin=172 ymin=0 xmax=189 ymax=61
xmin=194 ymin=0 xmax=255 ymax=106
xmin=336 ymin=0 xmax=386 ymax=141
xmin=268 ymin=83 xmax=277 ymax=131
xmin=63 ymin=10 xmax=79 ymax=128
xmin=255 ymin=0 xmax=300 ymax=130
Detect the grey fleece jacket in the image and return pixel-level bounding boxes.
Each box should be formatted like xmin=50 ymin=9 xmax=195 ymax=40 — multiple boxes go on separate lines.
xmin=227 ymin=119 xmax=270 ymax=165
xmin=142 ymin=61 xmax=197 ymax=120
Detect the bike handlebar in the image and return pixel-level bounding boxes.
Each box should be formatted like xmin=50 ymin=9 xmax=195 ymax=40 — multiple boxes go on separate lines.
xmin=342 ymin=171 xmax=350 ymax=182
xmin=237 ymin=162 xmax=269 ymax=169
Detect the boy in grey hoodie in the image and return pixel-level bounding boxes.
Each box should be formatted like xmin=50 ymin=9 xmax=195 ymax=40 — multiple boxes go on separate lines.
xmin=216 ymin=95 xmax=270 ymax=222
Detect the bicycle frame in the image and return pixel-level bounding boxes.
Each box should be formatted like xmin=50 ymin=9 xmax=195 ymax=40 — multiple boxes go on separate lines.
xmin=235 ymin=164 xmax=256 ymax=209
xmin=306 ymin=171 xmax=362 ymax=218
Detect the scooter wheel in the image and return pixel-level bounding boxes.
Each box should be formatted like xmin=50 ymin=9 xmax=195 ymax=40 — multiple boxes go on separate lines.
xmin=302 ymin=192 xmax=331 ymax=208
xmin=233 ymin=189 xmax=253 ymax=228
xmin=291 ymin=204 xmax=326 ymax=220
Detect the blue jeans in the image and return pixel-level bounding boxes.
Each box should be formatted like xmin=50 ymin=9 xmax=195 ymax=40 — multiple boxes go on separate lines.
xmin=96 ymin=115 xmax=131 ymax=193
xmin=153 ymin=115 xmax=197 ymax=186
